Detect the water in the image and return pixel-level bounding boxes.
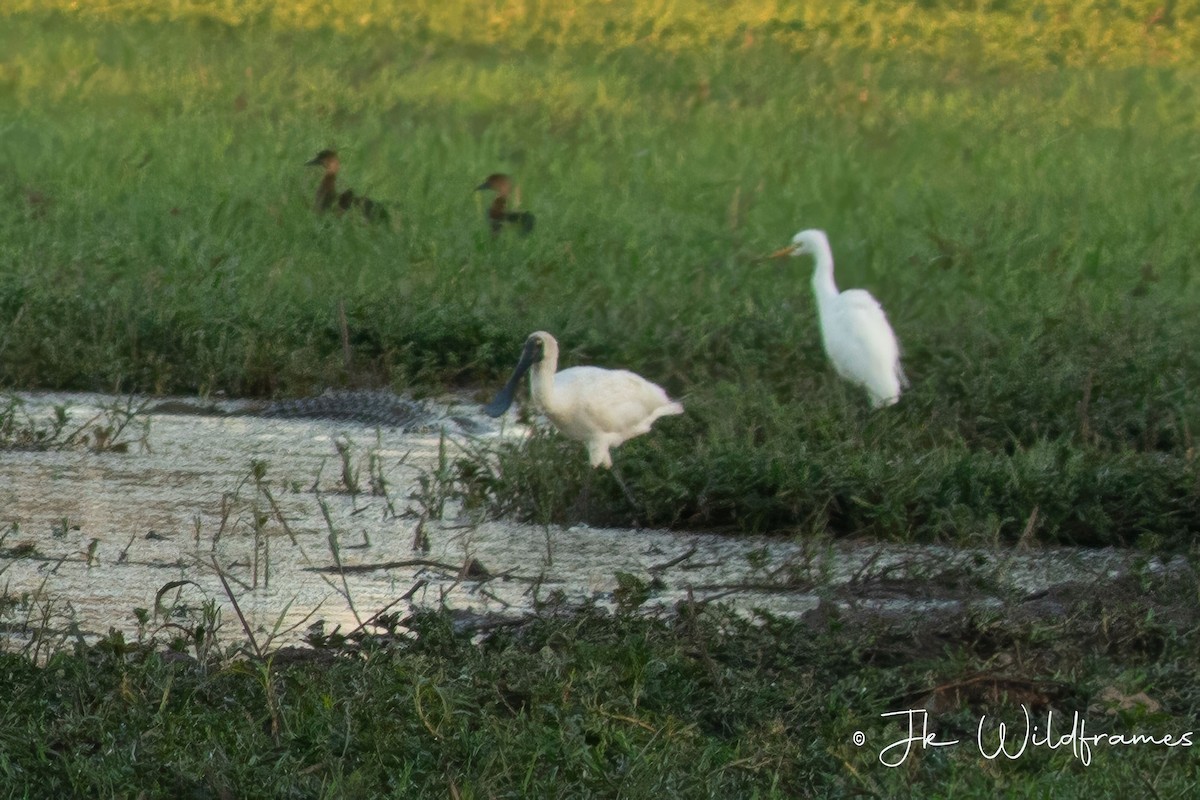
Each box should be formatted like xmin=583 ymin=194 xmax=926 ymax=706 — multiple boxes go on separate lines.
xmin=0 ymin=392 xmax=1182 ymax=653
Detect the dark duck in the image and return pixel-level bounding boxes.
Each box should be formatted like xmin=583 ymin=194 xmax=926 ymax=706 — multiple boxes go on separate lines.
xmin=306 ymin=149 xmax=389 ymax=223
xmin=476 ymin=173 xmax=534 ymax=236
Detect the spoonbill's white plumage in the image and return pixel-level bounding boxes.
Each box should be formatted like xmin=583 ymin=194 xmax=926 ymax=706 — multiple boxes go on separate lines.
xmin=772 ymin=229 xmax=908 ymax=408
xmin=484 ymin=331 xmax=683 ymax=468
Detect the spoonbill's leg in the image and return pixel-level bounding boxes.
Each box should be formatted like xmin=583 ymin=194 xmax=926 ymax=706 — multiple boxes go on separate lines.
xmin=610 ymin=464 xmax=640 ymax=515
xmin=569 ymin=468 xmax=595 ymax=522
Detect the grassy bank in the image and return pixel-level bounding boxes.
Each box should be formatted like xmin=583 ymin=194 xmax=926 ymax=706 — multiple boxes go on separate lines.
xmin=1 ymin=1 xmax=1198 ymax=540
xmin=3 ymin=576 xmax=1200 ymax=798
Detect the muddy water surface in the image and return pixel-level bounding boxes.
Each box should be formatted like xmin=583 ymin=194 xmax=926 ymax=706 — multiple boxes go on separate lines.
xmin=0 ymin=392 xmax=1183 ymax=652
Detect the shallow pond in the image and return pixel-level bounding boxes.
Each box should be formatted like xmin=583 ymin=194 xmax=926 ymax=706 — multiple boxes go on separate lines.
xmin=0 ymin=392 xmax=1184 ymax=653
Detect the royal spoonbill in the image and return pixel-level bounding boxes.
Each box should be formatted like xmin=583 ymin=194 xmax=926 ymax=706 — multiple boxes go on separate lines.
xmin=476 ymin=173 xmax=535 ymax=236
xmin=483 ymin=331 xmax=683 ymax=468
xmin=306 ymin=149 xmax=389 ymax=223
xmin=771 ymin=229 xmax=908 ymax=408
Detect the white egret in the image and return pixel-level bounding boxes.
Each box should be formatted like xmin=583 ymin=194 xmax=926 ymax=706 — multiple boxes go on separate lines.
xmin=771 ymin=229 xmax=908 ymax=408
xmin=484 ymin=331 xmax=683 ymax=468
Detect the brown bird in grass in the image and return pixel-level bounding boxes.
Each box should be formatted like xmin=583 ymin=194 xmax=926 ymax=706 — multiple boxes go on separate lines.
xmin=305 ymin=149 xmax=389 ymax=223
xmin=22 ymin=187 xmax=51 ymax=219
xmin=476 ymin=173 xmax=535 ymax=236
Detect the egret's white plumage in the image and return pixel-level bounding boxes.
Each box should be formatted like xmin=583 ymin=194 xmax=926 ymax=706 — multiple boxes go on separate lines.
xmin=773 ymin=229 xmax=908 ymax=408
xmin=484 ymin=331 xmax=683 ymax=468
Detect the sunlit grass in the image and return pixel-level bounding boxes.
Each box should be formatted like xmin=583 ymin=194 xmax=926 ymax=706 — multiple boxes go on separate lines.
xmin=5 ymin=0 xmax=1196 ymax=66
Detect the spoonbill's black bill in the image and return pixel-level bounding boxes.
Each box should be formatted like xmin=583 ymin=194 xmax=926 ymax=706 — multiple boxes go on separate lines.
xmin=484 ymin=337 xmax=542 ymax=418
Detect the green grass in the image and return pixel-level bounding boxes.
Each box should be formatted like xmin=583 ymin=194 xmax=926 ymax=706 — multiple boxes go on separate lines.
xmin=2 ymin=581 xmax=1200 ymax=798
xmin=1 ymin=1 xmax=1198 ymax=541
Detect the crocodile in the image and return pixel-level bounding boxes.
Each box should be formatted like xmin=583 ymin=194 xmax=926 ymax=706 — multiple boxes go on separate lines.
xmin=148 ymin=390 xmax=492 ymax=435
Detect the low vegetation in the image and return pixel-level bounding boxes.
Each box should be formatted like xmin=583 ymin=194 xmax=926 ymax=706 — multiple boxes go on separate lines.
xmin=0 ymin=393 xmax=148 ymax=452
xmin=3 ymin=571 xmax=1200 ymax=797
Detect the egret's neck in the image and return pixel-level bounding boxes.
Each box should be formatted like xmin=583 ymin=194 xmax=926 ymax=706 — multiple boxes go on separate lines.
xmin=809 ymin=243 xmax=839 ymax=307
